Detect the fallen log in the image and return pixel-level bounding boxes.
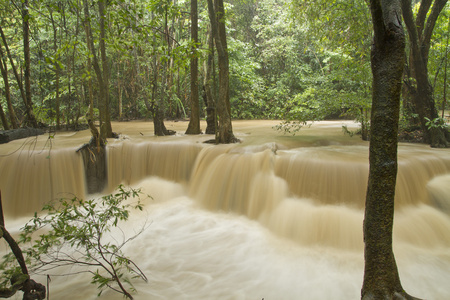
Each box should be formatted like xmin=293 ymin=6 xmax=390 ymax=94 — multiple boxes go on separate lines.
xmin=0 ymin=128 xmax=45 ymax=144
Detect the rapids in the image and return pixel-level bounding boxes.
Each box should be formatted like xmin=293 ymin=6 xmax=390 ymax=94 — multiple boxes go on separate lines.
xmin=1 ymin=120 xmax=450 ymax=299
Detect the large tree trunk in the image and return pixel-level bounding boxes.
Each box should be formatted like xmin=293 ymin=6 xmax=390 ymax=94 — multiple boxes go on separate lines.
xmin=401 ymin=0 xmax=448 ymax=147
xmin=362 ymin=1 xmax=419 ymax=299
xmin=206 ymin=0 xmax=237 ymax=143
xmin=185 ymin=0 xmax=201 ymax=134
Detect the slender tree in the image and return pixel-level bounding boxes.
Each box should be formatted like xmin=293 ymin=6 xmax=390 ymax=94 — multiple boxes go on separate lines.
xmin=0 ymin=24 xmax=35 ymax=128
xmin=22 ymin=0 xmax=38 ymax=128
xmin=83 ymin=0 xmax=113 ymax=139
xmin=206 ymin=0 xmax=237 ymax=143
xmin=98 ymin=0 xmax=113 ymax=138
xmin=0 ymin=91 xmax=8 ymax=130
xmin=150 ymin=3 xmax=176 ymax=137
xmin=203 ymin=28 xmax=217 ymax=134
xmin=362 ymin=1 xmax=419 ymax=299
xmin=0 ymin=46 xmax=18 ymax=129
xmin=185 ymin=0 xmax=201 ymax=134
xmin=49 ymin=5 xmax=61 ymax=130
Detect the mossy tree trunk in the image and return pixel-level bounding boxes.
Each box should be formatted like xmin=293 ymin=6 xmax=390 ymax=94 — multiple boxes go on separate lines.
xmin=362 ymin=1 xmax=419 ymax=299
xmin=401 ymin=0 xmax=448 ymax=148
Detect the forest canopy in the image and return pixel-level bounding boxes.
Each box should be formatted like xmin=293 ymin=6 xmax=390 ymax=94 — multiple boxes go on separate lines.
xmin=0 ymin=0 xmax=449 ymax=145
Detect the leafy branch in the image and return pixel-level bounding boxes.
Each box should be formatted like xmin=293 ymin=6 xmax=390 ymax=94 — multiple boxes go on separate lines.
xmin=2 ymin=185 xmax=149 ymax=300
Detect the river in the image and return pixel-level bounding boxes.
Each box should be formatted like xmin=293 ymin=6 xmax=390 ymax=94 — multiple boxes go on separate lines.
xmin=1 ymin=120 xmax=450 ymax=299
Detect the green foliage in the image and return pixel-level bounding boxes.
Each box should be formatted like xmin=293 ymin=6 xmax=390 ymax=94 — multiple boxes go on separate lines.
xmin=425 ymin=117 xmax=448 ymax=130
xmin=0 ymin=0 xmax=446 ymax=133
xmin=1 ymin=185 xmax=148 ymax=299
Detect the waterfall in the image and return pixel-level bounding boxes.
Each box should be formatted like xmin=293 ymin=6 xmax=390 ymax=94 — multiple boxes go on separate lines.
xmin=1 ymin=120 xmax=450 ymax=299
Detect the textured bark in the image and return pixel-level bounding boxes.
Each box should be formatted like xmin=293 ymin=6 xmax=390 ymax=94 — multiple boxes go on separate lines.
xmin=362 ymin=1 xmax=419 ymax=299
xmin=401 ymin=0 xmax=448 ymax=147
xmin=98 ymin=0 xmax=113 ymax=139
xmin=206 ymin=0 xmax=238 ymax=143
xmin=185 ymin=0 xmax=201 ymax=134
xmin=204 ymin=29 xmax=217 ymax=135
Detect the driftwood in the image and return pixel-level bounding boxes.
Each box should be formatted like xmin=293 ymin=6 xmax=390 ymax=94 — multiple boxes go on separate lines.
xmin=0 ymin=191 xmax=46 ymax=300
xmin=76 ymin=120 xmax=107 ymax=194
xmin=0 ymin=128 xmax=44 ymax=144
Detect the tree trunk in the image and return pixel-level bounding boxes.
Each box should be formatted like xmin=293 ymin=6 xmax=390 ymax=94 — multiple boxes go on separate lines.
xmin=362 ymin=1 xmax=419 ymax=299
xmin=185 ymin=0 xmax=201 ymax=134
xmin=204 ymin=29 xmax=217 ymax=135
xmin=0 ymin=50 xmax=18 ymax=129
xmin=50 ymin=9 xmax=61 ymax=130
xmin=82 ymin=9 xmax=95 ymax=121
xmin=0 ymin=24 xmax=35 ymax=128
xmin=206 ymin=0 xmax=237 ymax=143
xmin=22 ymin=0 xmax=38 ymax=128
xmin=83 ymin=0 xmax=113 ymax=139
xmin=98 ymin=0 xmax=113 ymax=139
xmin=401 ymin=0 xmax=448 ymax=147
xmin=0 ymin=92 xmax=9 ymax=130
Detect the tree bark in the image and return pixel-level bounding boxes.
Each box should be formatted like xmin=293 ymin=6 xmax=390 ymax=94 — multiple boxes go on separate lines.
xmin=83 ymin=0 xmax=113 ymax=139
xmin=98 ymin=0 xmax=113 ymax=139
xmin=185 ymin=0 xmax=201 ymax=134
xmin=206 ymin=0 xmax=238 ymax=143
xmin=362 ymin=1 xmax=419 ymax=299
xmin=401 ymin=0 xmax=448 ymax=147
xmin=204 ymin=28 xmax=217 ymax=135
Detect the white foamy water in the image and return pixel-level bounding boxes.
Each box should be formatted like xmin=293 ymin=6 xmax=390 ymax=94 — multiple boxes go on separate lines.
xmin=1 ymin=120 xmax=450 ymax=300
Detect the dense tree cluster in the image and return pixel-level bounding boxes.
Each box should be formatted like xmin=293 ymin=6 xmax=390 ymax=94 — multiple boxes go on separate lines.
xmin=0 ymin=0 xmax=449 ymax=143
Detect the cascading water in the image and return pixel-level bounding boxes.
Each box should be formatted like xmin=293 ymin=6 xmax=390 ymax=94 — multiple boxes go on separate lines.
xmin=1 ymin=120 xmax=450 ymax=300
